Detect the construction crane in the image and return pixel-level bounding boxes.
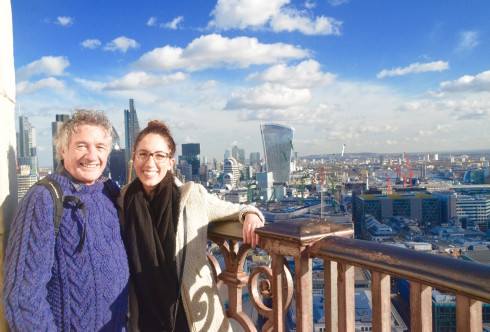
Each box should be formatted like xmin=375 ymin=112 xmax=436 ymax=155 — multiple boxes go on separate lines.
xmin=404 ymin=152 xmax=414 ymax=187
xmin=392 ymin=163 xmax=402 ymax=183
xmin=320 ymin=166 xmax=326 ymax=217
xmin=386 ymin=173 xmax=392 ymax=195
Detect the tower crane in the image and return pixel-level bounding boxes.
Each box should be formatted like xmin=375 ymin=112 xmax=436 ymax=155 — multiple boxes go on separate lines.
xmin=385 ymin=173 xmax=392 ymax=195
xmin=404 ymin=152 xmax=414 ymax=187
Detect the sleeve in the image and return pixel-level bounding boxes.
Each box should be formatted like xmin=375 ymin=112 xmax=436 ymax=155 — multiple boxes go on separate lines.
xmin=2 ymin=187 xmax=58 ymax=331
xmin=198 ymin=185 xmax=264 ymax=224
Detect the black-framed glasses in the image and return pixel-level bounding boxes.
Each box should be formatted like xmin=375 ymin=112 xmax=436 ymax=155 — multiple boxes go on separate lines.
xmin=134 ymin=151 xmax=171 ymax=163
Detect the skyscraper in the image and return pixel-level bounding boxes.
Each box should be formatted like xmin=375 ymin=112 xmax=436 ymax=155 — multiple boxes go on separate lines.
xmin=108 ymin=126 xmax=126 ymax=186
xmin=124 ymin=98 xmax=140 ymax=183
xmin=260 ymin=124 xmax=294 ymax=184
xmin=17 ymin=115 xmax=38 ymax=175
xmin=52 ymin=114 xmax=70 ymax=171
xmin=181 ymin=143 xmax=200 ymax=182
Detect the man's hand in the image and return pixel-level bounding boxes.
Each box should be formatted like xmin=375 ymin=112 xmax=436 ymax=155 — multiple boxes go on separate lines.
xmin=242 ymin=213 xmax=264 ymax=248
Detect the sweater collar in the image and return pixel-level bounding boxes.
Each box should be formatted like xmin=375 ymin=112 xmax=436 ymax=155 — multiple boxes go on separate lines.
xmin=56 ymin=164 xmax=108 ymax=192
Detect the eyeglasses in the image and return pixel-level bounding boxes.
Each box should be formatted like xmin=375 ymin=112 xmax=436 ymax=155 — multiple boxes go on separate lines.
xmin=134 ymin=151 xmax=171 ymax=163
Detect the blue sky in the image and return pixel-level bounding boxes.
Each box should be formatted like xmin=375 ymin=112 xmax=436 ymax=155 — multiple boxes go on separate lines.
xmin=11 ymin=0 xmax=490 ymax=167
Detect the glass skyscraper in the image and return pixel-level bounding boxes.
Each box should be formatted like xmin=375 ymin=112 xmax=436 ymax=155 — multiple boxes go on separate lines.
xmin=52 ymin=114 xmax=70 ymax=171
xmin=124 ymin=98 xmax=140 ymax=182
xmin=181 ymin=143 xmax=200 ymax=182
xmin=260 ymin=124 xmax=294 ymax=185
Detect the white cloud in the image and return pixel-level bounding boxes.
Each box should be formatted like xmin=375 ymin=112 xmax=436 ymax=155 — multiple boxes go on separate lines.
xmin=56 ymin=16 xmax=74 ymax=27
xmin=209 ymin=0 xmax=342 ymax=35
xmin=81 ymin=39 xmax=101 ymax=49
xmin=439 ymin=70 xmax=490 ymax=93
xmin=456 ymin=31 xmax=479 ymax=52
xmin=147 ymin=16 xmax=157 ymax=26
xmin=162 ymin=16 xmax=184 ymax=30
xmin=17 ymin=77 xmax=65 ymax=95
xmin=248 ymin=60 xmax=335 ymax=88
xmin=104 ymin=36 xmax=140 ymax=53
xmin=16 ymin=56 xmax=70 ymax=81
xmin=224 ymin=83 xmax=311 ymax=110
xmin=133 ymin=34 xmax=308 ymax=71
xmin=104 ymin=71 xmax=188 ymax=90
xmin=377 ymin=61 xmax=449 ymax=79
xmin=271 ymin=9 xmax=342 ymax=35
xmin=305 ymin=1 xmax=316 ymax=9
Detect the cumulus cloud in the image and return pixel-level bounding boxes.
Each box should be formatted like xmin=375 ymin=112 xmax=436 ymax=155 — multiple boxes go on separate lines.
xmin=162 ymin=16 xmax=184 ymax=29
xmin=147 ymin=16 xmax=157 ymax=26
xmin=377 ymin=61 xmax=449 ymax=79
xmin=305 ymin=1 xmax=316 ymax=9
xmin=224 ymin=83 xmax=311 ymax=110
xmin=248 ymin=60 xmax=335 ymax=88
xmin=439 ymin=70 xmax=490 ymax=93
xmin=17 ymin=77 xmax=65 ymax=95
xmin=16 ymin=56 xmax=70 ymax=81
xmin=133 ymin=34 xmax=308 ymax=71
xmin=209 ymin=0 xmax=342 ymax=35
xmin=271 ymin=9 xmax=342 ymax=35
xmin=456 ymin=31 xmax=479 ymax=52
xmin=104 ymin=36 xmax=140 ymax=53
xmin=104 ymin=71 xmax=188 ymax=90
xmin=56 ymin=16 xmax=74 ymax=27
xmin=81 ymin=39 xmax=101 ymax=49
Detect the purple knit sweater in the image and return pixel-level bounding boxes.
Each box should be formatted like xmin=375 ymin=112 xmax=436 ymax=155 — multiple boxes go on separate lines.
xmin=2 ymin=174 xmax=129 ymax=331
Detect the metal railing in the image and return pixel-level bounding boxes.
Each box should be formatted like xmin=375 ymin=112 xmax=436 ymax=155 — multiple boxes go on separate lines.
xmin=207 ymin=218 xmax=490 ymax=332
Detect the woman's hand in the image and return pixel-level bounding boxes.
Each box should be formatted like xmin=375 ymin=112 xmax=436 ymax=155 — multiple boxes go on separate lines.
xmin=242 ymin=213 xmax=264 ymax=248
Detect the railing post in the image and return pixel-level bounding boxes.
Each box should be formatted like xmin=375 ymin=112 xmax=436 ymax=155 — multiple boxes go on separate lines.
xmin=371 ymin=271 xmax=391 ymax=332
xmin=324 ymin=261 xmax=338 ymax=332
xmin=456 ymin=295 xmax=482 ymax=332
xmin=337 ymin=263 xmax=354 ymax=332
xmin=410 ymin=282 xmax=432 ymax=332
xmin=271 ymin=252 xmax=286 ymax=331
xmin=294 ymin=250 xmax=312 ymax=331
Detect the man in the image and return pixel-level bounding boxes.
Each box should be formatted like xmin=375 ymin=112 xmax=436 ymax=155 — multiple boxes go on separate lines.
xmin=2 ymin=110 xmax=129 ymax=331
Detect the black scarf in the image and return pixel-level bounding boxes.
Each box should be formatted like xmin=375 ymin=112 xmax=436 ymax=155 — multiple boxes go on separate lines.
xmin=123 ymin=173 xmax=182 ymax=331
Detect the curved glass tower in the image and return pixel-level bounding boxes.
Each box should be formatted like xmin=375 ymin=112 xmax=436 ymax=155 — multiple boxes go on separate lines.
xmin=260 ymin=124 xmax=295 ymax=184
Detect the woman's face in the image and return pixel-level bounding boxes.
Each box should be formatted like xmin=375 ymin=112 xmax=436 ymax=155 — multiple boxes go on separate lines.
xmin=133 ymin=133 xmax=175 ymax=194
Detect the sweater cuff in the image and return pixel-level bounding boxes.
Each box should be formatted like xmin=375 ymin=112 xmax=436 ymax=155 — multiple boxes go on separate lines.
xmin=239 ymin=208 xmax=265 ymax=224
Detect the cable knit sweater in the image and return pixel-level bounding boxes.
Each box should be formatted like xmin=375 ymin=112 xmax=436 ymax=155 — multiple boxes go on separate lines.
xmin=2 ymin=174 xmax=129 ymax=331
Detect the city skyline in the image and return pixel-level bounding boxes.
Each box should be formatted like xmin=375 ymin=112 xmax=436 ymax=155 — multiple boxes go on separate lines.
xmin=11 ymin=0 xmax=490 ymax=167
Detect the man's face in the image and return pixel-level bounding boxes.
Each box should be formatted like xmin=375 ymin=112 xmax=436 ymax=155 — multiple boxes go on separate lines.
xmin=61 ymin=124 xmax=111 ymax=185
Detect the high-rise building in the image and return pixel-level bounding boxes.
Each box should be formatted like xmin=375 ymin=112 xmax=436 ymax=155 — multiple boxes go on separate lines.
xmin=181 ymin=143 xmax=200 ymax=182
xmin=223 ymin=157 xmax=240 ymax=188
xmin=17 ymin=115 xmax=38 ymax=175
xmin=52 ymin=114 xmax=70 ymax=171
xmin=124 ymin=99 xmax=140 ymax=183
xmin=250 ymin=152 xmax=260 ymax=166
xmin=260 ymin=123 xmax=294 ymax=184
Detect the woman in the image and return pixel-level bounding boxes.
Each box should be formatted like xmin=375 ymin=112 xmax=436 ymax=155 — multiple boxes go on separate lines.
xmin=122 ymin=120 xmax=264 ymax=331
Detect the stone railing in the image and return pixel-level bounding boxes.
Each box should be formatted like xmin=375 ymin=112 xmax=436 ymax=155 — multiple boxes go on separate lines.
xmin=207 ymin=218 xmax=490 ymax=332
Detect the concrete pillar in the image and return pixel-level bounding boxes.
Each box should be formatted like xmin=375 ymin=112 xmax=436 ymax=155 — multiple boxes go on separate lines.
xmin=0 ymin=0 xmax=18 ymax=329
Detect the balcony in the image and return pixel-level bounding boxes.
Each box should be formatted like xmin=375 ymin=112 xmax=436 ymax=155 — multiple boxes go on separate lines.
xmin=207 ymin=218 xmax=490 ymax=332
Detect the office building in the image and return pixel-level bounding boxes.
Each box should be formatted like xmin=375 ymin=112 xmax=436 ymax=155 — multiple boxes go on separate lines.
xmin=181 ymin=143 xmax=201 ymax=182
xmin=17 ymin=115 xmax=38 ymax=175
xmin=456 ymin=195 xmax=490 ymax=231
xmin=51 ymin=114 xmax=70 ymax=171
xmin=250 ymin=152 xmax=260 ymax=166
xmin=124 ymin=99 xmax=140 ymax=183
xmin=353 ymin=193 xmax=441 ymax=233
xmin=432 ymin=192 xmax=457 ymax=224
xmin=260 ymin=123 xmax=294 ymax=185
xmin=17 ymin=165 xmax=38 ymax=201
xmin=223 ymin=157 xmax=240 ymax=189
